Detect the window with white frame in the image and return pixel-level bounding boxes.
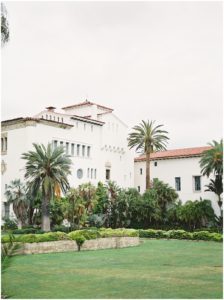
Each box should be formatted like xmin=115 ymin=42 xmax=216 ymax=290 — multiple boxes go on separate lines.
xmin=71 ymin=143 xmax=75 ymax=156
xmin=91 ymin=168 xmax=93 ymax=179
xmin=77 ymin=144 xmax=80 ymax=156
xmin=82 ymin=145 xmax=85 ymax=157
xmin=53 ymin=140 xmax=58 ymax=149
xmin=106 ymin=169 xmax=110 ymax=180
xmin=175 ymin=177 xmax=181 ymax=191
xmin=138 ymin=186 xmax=140 ymax=192
xmin=87 ymin=146 xmax=91 ymax=157
xmin=77 ymin=169 xmax=83 ymax=179
xmin=193 ymin=176 xmax=201 ymax=191
xmin=66 ymin=142 xmax=69 ymax=154
xmin=140 ymin=168 xmax=143 ymax=175
xmin=87 ymin=168 xmax=90 ymax=178
xmin=94 ymin=169 xmax=97 ymax=179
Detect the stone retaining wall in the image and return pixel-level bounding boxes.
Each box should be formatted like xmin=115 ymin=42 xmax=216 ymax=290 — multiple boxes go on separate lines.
xmin=15 ymin=237 xmax=140 ymax=255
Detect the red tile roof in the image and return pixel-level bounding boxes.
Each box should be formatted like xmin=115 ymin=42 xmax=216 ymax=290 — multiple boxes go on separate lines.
xmin=134 ymin=146 xmax=212 ymax=162
xmin=62 ymin=100 xmax=113 ymax=111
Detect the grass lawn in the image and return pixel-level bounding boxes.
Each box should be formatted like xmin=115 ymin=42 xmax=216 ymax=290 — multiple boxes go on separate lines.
xmin=2 ymin=239 xmax=223 ymax=299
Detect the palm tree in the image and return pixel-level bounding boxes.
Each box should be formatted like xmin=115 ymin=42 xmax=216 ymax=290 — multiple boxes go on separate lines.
xmin=5 ymin=179 xmax=28 ymax=229
xmin=1 ymin=3 xmax=9 ymax=46
xmin=22 ymin=143 xmax=72 ymax=232
xmin=200 ymin=140 xmax=223 ymax=177
xmin=205 ymin=175 xmax=223 ymax=216
xmin=128 ymin=120 xmax=169 ymax=189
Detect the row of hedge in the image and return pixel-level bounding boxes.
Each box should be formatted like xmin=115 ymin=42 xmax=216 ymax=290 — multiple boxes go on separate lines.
xmin=139 ymin=229 xmax=223 ymax=242
xmin=1 ymin=228 xmax=222 ymax=244
xmin=1 ymin=228 xmax=138 ymax=244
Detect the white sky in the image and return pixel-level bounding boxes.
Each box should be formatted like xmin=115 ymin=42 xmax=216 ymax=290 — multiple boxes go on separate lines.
xmin=1 ymin=1 xmax=223 ymax=149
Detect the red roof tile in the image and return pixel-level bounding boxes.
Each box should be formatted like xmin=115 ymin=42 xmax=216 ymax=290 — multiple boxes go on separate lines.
xmin=62 ymin=100 xmax=113 ymax=111
xmin=134 ymin=146 xmax=213 ymax=162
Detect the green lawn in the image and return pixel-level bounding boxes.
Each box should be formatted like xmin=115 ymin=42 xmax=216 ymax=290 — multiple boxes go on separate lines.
xmin=2 ymin=239 xmax=223 ymax=299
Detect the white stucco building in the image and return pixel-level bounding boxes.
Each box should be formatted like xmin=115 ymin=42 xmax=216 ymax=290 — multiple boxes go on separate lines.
xmin=134 ymin=147 xmax=220 ymax=215
xmin=1 ymin=100 xmax=134 ymax=219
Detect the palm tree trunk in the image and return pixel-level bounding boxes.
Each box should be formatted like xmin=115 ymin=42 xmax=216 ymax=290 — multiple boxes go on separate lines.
xmin=146 ymin=152 xmax=151 ymax=190
xmin=42 ymin=193 xmax=51 ymax=232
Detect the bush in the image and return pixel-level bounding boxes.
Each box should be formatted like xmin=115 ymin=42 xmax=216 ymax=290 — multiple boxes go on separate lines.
xmin=139 ymin=229 xmax=222 ymax=242
xmin=99 ymin=228 xmax=138 ymax=238
xmin=139 ymin=229 xmax=167 ymax=239
xmin=13 ymin=228 xmax=37 ymax=234
xmin=167 ymin=230 xmax=193 ymax=240
xmin=52 ymin=225 xmax=71 ymax=233
xmin=17 ymin=234 xmax=38 ymax=243
xmin=3 ymin=219 xmax=17 ymax=230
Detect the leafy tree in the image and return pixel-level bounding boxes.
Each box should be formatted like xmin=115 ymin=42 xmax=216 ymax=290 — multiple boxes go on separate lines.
xmin=200 ymin=140 xmax=223 ymax=177
xmin=151 ymin=179 xmax=178 ymax=219
xmin=5 ymin=179 xmax=28 ymax=229
xmin=22 ymin=143 xmax=72 ymax=232
xmin=64 ymin=189 xmax=87 ymax=229
xmin=94 ymin=182 xmax=108 ymax=214
xmin=1 ymin=3 xmax=9 ymax=46
xmin=50 ymin=198 xmax=65 ymax=227
xmin=128 ymin=120 xmax=169 ymax=189
xmin=78 ymin=183 xmax=97 ymax=214
xmin=205 ymin=175 xmax=223 ymax=216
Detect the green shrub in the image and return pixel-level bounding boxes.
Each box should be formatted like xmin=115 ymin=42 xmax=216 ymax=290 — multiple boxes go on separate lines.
xmin=3 ymin=219 xmax=17 ymax=230
xmin=167 ymin=230 xmax=193 ymax=240
xmin=192 ymin=231 xmax=212 ymax=241
xmin=1 ymin=235 xmax=11 ymax=243
xmin=99 ymin=228 xmax=138 ymax=238
xmin=52 ymin=225 xmax=70 ymax=233
xmin=16 ymin=234 xmax=38 ymax=243
xmin=139 ymin=229 xmax=167 ymax=239
xmin=210 ymin=233 xmax=223 ymax=242
xmin=75 ymin=235 xmax=86 ymax=251
xmin=13 ymin=228 xmax=36 ymax=234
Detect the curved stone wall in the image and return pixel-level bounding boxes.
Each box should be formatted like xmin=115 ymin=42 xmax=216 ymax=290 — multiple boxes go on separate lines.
xmin=16 ymin=237 xmax=140 ymax=255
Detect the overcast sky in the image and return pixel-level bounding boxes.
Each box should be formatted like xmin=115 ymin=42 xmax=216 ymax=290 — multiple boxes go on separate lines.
xmin=1 ymin=1 xmax=222 ymax=149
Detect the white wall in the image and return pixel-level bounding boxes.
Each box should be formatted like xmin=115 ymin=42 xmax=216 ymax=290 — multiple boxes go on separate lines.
xmin=134 ymin=157 xmax=220 ymax=215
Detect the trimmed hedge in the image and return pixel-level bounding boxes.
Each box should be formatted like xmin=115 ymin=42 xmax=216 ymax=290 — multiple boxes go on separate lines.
xmin=1 ymin=228 xmax=222 ymax=244
xmin=139 ymin=229 xmax=222 ymax=242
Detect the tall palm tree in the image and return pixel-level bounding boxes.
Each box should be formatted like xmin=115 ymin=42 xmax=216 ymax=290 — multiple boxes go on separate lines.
xmin=22 ymin=143 xmax=72 ymax=232
xmin=205 ymin=175 xmax=223 ymax=216
xmin=1 ymin=3 xmax=9 ymax=46
xmin=128 ymin=120 xmax=169 ymax=189
xmin=200 ymin=140 xmax=223 ymax=177
xmin=5 ymin=179 xmax=28 ymax=229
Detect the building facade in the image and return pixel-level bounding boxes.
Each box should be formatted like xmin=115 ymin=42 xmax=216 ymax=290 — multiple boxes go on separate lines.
xmin=134 ymin=147 xmax=220 ymax=215
xmin=1 ymin=100 xmax=134 ymax=219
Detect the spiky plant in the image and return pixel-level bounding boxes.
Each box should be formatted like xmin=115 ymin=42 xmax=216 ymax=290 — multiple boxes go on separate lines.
xmin=128 ymin=120 xmax=169 ymax=189
xmin=22 ymin=143 xmax=72 ymax=232
xmin=4 ymin=179 xmax=28 ymax=229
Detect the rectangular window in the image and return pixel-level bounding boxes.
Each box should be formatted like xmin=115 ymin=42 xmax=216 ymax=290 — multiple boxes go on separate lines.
xmin=106 ymin=169 xmax=110 ymax=180
xmin=87 ymin=168 xmax=90 ymax=178
xmin=5 ymin=137 xmax=7 ymax=151
xmin=66 ymin=142 xmax=69 ymax=154
xmin=138 ymin=186 xmax=140 ymax=192
xmin=53 ymin=140 xmax=58 ymax=149
xmin=175 ymin=177 xmax=181 ymax=191
xmin=77 ymin=144 xmax=80 ymax=156
xmin=87 ymin=146 xmax=91 ymax=157
xmin=71 ymin=143 xmax=75 ymax=156
xmin=91 ymin=168 xmax=93 ymax=179
xmin=194 ymin=176 xmax=201 ymax=191
xmin=60 ymin=141 xmax=64 ymax=147
xmin=84 ymin=124 xmax=86 ymax=130
xmin=140 ymin=168 xmax=143 ymax=175
xmin=94 ymin=169 xmax=97 ymax=179
xmin=1 ymin=138 xmax=4 ymax=152
xmin=82 ymin=145 xmax=85 ymax=157
xmin=91 ymin=125 xmax=93 ymax=132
